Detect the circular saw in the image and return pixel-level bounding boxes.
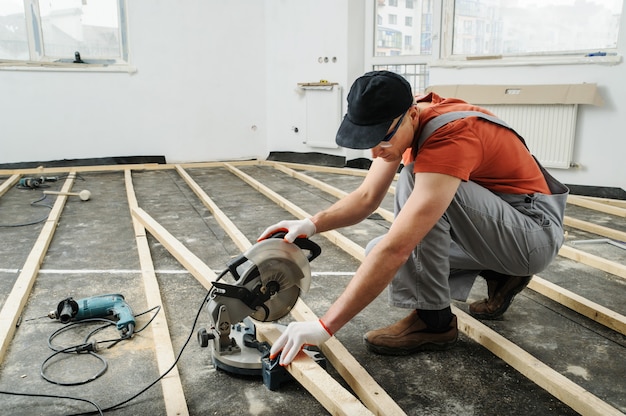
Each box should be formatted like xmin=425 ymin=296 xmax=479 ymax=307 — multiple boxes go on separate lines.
xmin=198 ymin=234 xmax=321 ymax=375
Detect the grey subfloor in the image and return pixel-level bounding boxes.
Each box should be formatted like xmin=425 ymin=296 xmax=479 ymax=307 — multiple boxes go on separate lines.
xmin=0 ymin=163 xmax=624 ymax=415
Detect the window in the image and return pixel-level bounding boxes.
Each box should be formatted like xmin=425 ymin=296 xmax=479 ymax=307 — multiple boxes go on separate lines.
xmin=370 ymin=0 xmax=622 ymax=66
xmin=0 ymin=0 xmax=129 ymax=68
xmin=377 ymin=28 xmax=402 ymax=50
xmin=451 ymin=0 xmax=623 ymax=57
xmin=374 ymin=0 xmax=434 ymax=56
xmin=373 ymin=63 xmax=429 ymax=94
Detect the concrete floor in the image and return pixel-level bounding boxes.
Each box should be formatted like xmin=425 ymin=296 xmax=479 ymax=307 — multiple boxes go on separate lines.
xmin=0 ymin=162 xmax=624 ymax=415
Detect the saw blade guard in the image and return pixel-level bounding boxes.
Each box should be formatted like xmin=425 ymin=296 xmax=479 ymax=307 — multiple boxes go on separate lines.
xmin=241 ymin=238 xmax=313 ymax=321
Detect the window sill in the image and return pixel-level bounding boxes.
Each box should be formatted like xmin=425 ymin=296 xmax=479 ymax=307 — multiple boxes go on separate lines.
xmin=0 ymin=60 xmax=137 ymax=73
xmin=431 ymin=54 xmax=622 ymax=68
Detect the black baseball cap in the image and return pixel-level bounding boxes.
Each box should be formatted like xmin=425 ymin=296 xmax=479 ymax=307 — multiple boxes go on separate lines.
xmin=336 ymin=71 xmax=413 ymax=149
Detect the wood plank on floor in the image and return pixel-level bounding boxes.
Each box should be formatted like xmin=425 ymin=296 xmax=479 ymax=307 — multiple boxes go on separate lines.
xmin=0 ymin=173 xmax=75 ymax=363
xmin=125 ymin=169 xmax=189 ymax=416
xmin=0 ymin=175 xmax=20 ymax=197
xmin=131 ymin=206 xmax=375 ymax=416
xmin=248 ymin=162 xmax=625 ymax=416
xmin=176 ymin=164 xmax=407 ymax=416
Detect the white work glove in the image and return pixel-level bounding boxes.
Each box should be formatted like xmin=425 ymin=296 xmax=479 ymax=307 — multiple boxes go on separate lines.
xmin=270 ymin=319 xmax=332 ymax=366
xmin=258 ymin=218 xmax=316 ymax=243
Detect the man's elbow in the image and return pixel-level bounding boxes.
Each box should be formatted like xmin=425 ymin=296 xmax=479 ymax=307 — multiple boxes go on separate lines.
xmin=375 ymin=240 xmax=414 ymax=268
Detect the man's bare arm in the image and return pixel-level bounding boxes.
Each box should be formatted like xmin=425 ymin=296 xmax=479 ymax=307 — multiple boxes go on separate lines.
xmin=321 ymin=172 xmax=462 ymax=334
xmin=311 ymin=157 xmax=401 ymax=233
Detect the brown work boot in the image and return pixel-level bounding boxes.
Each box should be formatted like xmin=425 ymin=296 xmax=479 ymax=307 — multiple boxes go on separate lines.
xmin=469 ymin=271 xmax=532 ymax=320
xmin=364 ymin=310 xmax=458 ymax=355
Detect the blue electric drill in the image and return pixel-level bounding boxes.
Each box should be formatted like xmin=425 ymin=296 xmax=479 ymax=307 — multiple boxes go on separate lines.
xmin=48 ymin=294 xmax=136 ymax=337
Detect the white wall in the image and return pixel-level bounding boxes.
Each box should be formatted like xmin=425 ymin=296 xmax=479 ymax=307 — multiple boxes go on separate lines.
xmin=1 ymin=0 xmax=268 ymax=165
xmin=0 ymin=0 xmax=623 ymax=191
xmin=264 ymin=0 xmax=363 ymax=158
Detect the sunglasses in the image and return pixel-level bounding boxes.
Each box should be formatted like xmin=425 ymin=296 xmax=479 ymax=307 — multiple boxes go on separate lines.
xmin=381 ymin=111 xmax=407 ymax=143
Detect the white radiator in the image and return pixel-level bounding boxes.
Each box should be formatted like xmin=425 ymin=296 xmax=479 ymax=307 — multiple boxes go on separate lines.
xmin=426 ymin=84 xmax=603 ymax=170
xmin=482 ymin=104 xmax=578 ymax=169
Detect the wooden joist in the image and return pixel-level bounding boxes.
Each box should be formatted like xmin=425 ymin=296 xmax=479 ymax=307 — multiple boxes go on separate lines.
xmin=262 ymin=160 xmax=399 ymax=194
xmin=125 ymin=170 xmax=189 ymax=416
xmin=0 ymin=173 xmax=75 ymax=363
xmin=578 ymin=196 xmax=626 ymax=209
xmin=270 ymin=162 xmax=394 ymax=222
xmin=454 ymin=307 xmax=624 ymax=416
xmin=564 ymin=215 xmax=626 ymax=242
xmin=567 ymin=195 xmax=626 ymax=217
xmin=260 ymin=160 xmax=371 ymax=177
xmin=254 ymin=161 xmax=625 ymax=415
xmin=175 ymin=165 xmax=407 ymax=416
xmin=0 ymin=160 xmax=259 ymax=176
xmin=528 ymin=275 xmax=626 ymax=336
xmin=1 ymin=160 xmax=624 ymax=414
xmin=224 ymin=163 xmax=366 ymax=261
xmin=558 ymin=244 xmax=626 ymax=280
xmin=0 ymin=174 xmax=20 ymax=197
xmin=268 ymin=162 xmax=625 ymax=329
xmin=130 ymin=206 xmax=375 ymax=416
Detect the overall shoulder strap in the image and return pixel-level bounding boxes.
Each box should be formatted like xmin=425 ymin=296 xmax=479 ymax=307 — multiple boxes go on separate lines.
xmin=416 ymin=110 xmax=527 ymax=149
xmin=414 ymin=110 xmax=568 ymax=195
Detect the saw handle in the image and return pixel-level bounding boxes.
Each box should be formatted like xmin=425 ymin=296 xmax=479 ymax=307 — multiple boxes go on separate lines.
xmin=267 ymin=231 xmax=321 ymax=263
xmin=225 ymin=254 xmax=249 ymax=281
xmin=293 ymin=237 xmax=321 ymax=263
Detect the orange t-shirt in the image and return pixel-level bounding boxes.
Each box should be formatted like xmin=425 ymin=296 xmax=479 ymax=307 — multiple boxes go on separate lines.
xmin=403 ymin=93 xmax=551 ymax=195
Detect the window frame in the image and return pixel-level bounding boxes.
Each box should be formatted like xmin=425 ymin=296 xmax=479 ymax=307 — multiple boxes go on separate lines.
xmin=365 ymin=0 xmax=441 ymax=69
xmin=0 ymin=0 xmax=133 ymax=73
xmin=436 ymin=0 xmax=622 ymax=68
xmin=365 ymin=0 xmax=622 ymax=70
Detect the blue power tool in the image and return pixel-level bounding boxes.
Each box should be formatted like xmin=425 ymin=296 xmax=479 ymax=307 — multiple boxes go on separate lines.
xmin=48 ymin=294 xmax=136 ymax=337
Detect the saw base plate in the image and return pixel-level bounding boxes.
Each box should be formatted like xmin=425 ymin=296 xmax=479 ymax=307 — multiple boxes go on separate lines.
xmin=211 ymin=321 xmax=265 ymax=376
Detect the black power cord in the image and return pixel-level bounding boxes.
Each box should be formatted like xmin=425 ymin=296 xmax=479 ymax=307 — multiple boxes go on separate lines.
xmin=0 ymin=194 xmax=53 ymax=227
xmin=69 ymin=289 xmax=216 ymax=416
xmin=41 ymin=306 xmax=162 ymax=386
xmin=0 ymin=268 xmax=228 ymax=415
xmin=0 ymin=390 xmax=104 ymax=416
xmin=1 ymin=173 xmax=87 ymax=228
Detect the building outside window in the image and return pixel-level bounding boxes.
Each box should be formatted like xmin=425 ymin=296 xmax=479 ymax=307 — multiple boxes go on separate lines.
xmin=451 ymin=0 xmax=622 ymax=57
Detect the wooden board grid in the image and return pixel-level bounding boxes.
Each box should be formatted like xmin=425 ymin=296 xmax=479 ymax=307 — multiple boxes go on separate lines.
xmin=0 ymin=160 xmax=624 ymax=415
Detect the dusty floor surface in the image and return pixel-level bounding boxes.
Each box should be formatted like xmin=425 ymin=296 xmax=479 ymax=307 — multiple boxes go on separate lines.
xmin=0 ymin=161 xmax=624 ymax=415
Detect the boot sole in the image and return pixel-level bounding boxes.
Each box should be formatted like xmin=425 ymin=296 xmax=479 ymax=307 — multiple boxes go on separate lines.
xmin=364 ymin=337 xmax=458 ymax=356
xmin=470 ymin=276 xmax=532 ymax=320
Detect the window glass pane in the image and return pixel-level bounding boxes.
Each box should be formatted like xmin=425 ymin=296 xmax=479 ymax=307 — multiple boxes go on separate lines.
xmin=453 ymin=0 xmax=623 ymax=56
xmin=39 ymin=0 xmax=120 ymax=59
xmin=0 ymin=1 xmax=29 ymax=60
xmin=375 ymin=0 xmax=434 ymax=56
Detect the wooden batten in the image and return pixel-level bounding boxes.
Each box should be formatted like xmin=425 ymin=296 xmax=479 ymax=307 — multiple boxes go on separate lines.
xmin=567 ymin=195 xmax=626 ymax=217
xmin=130 ymin=206 xmax=375 ymax=416
xmin=125 ymin=169 xmax=189 ymax=416
xmin=0 ymin=160 xmax=623 ymax=415
xmin=175 ymin=165 xmax=407 ymax=416
xmin=0 ymin=173 xmax=75 ymax=363
xmin=259 ymin=161 xmax=625 ymax=415
xmin=0 ymin=175 xmax=20 ymax=197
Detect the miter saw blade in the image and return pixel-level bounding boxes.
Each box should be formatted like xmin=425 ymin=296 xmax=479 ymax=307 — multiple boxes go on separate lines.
xmin=240 ymin=238 xmax=312 ymax=322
